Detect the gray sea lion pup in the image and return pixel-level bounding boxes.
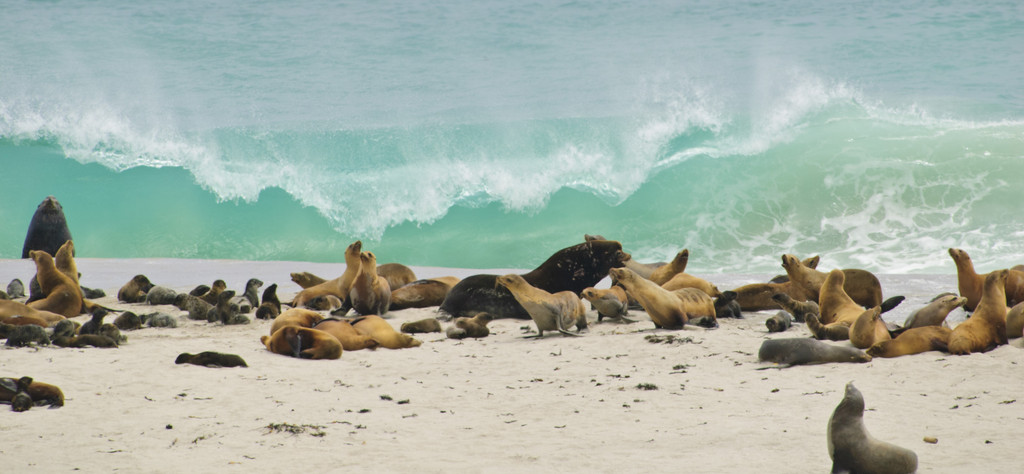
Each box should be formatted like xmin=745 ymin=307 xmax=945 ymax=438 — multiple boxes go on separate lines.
xmin=401 ymin=318 xmax=443 ymax=334
xmin=113 ymin=311 xmax=142 ymax=330
xmin=581 ymin=286 xmax=634 ymax=323
xmin=209 ymin=291 xmax=249 ymax=325
xmin=175 ymin=351 xmax=248 ymax=368
xmin=143 ymin=312 xmax=178 ymax=328
xmin=176 ymin=294 xmax=214 ymax=321
xmin=828 ymin=382 xmax=918 ymax=474
xmin=304 ymin=294 xmax=344 ymax=312
xmin=5 ymin=325 xmax=51 ymax=347
xmin=757 ymin=338 xmax=871 ymax=368
xmin=22 ymin=196 xmax=73 ymax=259
xmin=771 ymin=293 xmax=819 ymax=323
xmin=255 ymin=284 xmax=281 ymax=320
xmin=6 ymin=279 xmax=25 ymax=299
xmin=80 ymin=286 xmax=105 ymax=299
xmin=197 ymin=280 xmax=227 ymax=305
xmin=146 ymin=286 xmax=179 ymax=306
xmin=901 ymin=294 xmax=966 ymax=330
xmin=118 ymin=275 xmax=154 ymax=303
xmin=99 ymin=323 xmax=125 ymax=344
xmin=765 ymin=311 xmax=792 ymax=333
xmin=51 ymin=319 xmax=79 ymax=339
xmin=241 ymin=278 xmax=263 ymax=309
xmin=446 ymin=313 xmax=494 ymax=339
xmin=714 ymin=291 xmax=742 ymax=319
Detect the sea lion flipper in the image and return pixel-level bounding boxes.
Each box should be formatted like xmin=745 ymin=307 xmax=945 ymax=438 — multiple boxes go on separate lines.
xmin=880 ymin=295 xmax=905 ymax=313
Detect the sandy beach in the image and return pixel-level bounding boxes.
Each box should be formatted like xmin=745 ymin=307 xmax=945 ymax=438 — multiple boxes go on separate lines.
xmin=2 ymin=258 xmax=1022 ymax=473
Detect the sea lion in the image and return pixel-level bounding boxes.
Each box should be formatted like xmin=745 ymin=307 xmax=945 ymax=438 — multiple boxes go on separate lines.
xmin=270 ymin=308 xmax=324 ymax=335
xmin=445 ymin=313 xmax=494 ymax=339
xmin=198 ymin=280 xmax=227 ymax=306
xmin=349 ymin=251 xmax=391 ymax=316
xmin=53 ymin=333 xmax=118 ymax=348
xmin=145 ymin=286 xmax=179 ymax=306
xmin=848 ymin=306 xmax=889 ymax=350
xmin=782 ymin=254 xmax=903 ymax=313
xmin=51 ymin=319 xmax=78 ymax=339
xmin=79 ymin=306 xmax=108 ymax=335
xmin=867 ymin=326 xmax=952 ymax=358
xmin=312 ymin=318 xmax=379 ymax=351
xmin=0 ymin=300 xmax=65 ymax=327
xmin=389 ymin=277 xmax=460 ymax=311
xmin=496 ymin=273 xmax=588 ymax=337
xmin=255 ymin=284 xmax=281 ymax=320
xmin=806 ymin=270 xmax=871 ymax=341
xmin=26 ymin=249 xmax=81 ymax=319
xmin=304 ymin=294 xmax=344 ymax=312
xmin=648 ymin=249 xmax=690 ymax=285
xmin=189 ymin=284 xmax=210 ymax=297
xmin=828 ymin=382 xmax=918 ymax=474
xmin=948 ymin=248 xmax=1024 ymax=311
xmin=661 ymin=272 xmax=721 ymax=297
xmin=731 ymin=255 xmax=816 ymax=312
xmin=766 ymin=311 xmax=792 ymax=333
xmin=713 ymin=290 xmax=742 ymax=319
xmin=118 ymin=275 xmax=154 ymax=303
xmin=1007 ymin=302 xmax=1024 ymax=339
xmin=6 ymin=279 xmax=25 ymax=299
xmin=290 ymin=271 xmax=326 ymax=289
xmin=377 ymin=263 xmax=417 ymax=291
xmin=98 ymin=323 xmax=124 ymax=344
xmin=439 ymin=239 xmax=630 ymax=319
xmin=0 ymin=313 xmax=49 ymax=328
xmin=948 ymin=269 xmax=1009 ymax=355
xmin=292 ymin=240 xmax=363 ymax=308
xmin=143 ymin=312 xmax=178 ymax=328
xmin=4 ymin=324 xmax=50 ymax=347
xmin=240 ymin=278 xmax=263 ymax=309
xmin=113 ymin=311 xmax=142 ymax=330
xmin=583 ymin=234 xmax=663 ymax=278
xmin=210 ymin=291 xmax=249 ymax=325
xmin=768 ymin=255 xmax=819 ymax=283
xmin=177 ymin=294 xmax=214 ymax=321
xmin=757 ymin=338 xmax=871 ymax=368
xmin=771 ymin=293 xmax=819 ymax=323
xmin=175 ymin=351 xmax=248 ymax=368
xmin=400 ymin=318 xmax=443 ymax=334
xmin=261 ymin=326 xmax=343 ymax=360
xmin=670 ymin=288 xmax=718 ymax=328
xmin=0 ymin=376 xmax=34 ymax=412
xmin=901 ymin=294 xmax=966 ymax=329
xmin=351 ymin=315 xmax=422 ymax=349
xmin=21 ymin=196 xmax=73 ymax=259
xmin=581 ymin=286 xmax=634 ymax=323
xmin=609 ymin=267 xmax=690 ymax=329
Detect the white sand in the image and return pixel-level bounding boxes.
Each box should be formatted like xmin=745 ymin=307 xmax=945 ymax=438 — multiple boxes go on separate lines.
xmin=2 ymin=258 xmax=1022 ymax=472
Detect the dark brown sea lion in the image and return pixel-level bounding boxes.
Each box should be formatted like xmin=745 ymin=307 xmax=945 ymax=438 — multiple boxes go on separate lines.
xmin=400 ymin=318 xmax=443 ymax=334
xmin=648 ymin=249 xmax=689 ymax=285
xmin=198 ymin=280 xmax=227 ymax=306
xmin=948 ymin=248 xmax=1024 ymax=311
xmin=175 ymin=351 xmax=248 ymax=368
xmin=446 ymin=313 xmax=494 ymax=339
xmin=866 ymin=326 xmax=952 ymax=358
xmin=53 ymin=333 xmax=118 ymax=348
xmin=240 ymin=278 xmax=263 ymax=309
xmin=351 ymin=315 xmax=421 ymax=349
xmin=496 ymin=274 xmax=588 ymax=337
xmin=113 ymin=311 xmax=142 ymax=330
xmin=389 ymin=277 xmax=460 ymax=311
xmin=713 ymin=291 xmax=742 ymax=319
xmin=261 ymin=326 xmax=342 ymax=360
xmin=118 ymin=274 xmax=154 ymax=303
xmin=4 ymin=324 xmax=50 ymax=347
xmin=349 ymin=251 xmax=391 ymax=316
xmin=0 ymin=376 xmax=34 ymax=412
xmin=79 ymin=306 xmax=108 ymax=335
xmin=440 ymin=239 xmax=630 ymax=319
xmin=210 ymin=291 xmax=249 ymax=325
xmin=828 ymin=382 xmax=918 ymax=473
xmin=255 ymin=284 xmax=281 ymax=320
xmin=312 ymin=318 xmax=379 ymax=351
xmin=22 ymin=196 xmax=73 ymax=259
xmin=581 ymin=286 xmax=633 ymax=323
xmin=948 ymin=269 xmax=1009 ymax=355
xmin=757 ymin=338 xmax=871 ymax=368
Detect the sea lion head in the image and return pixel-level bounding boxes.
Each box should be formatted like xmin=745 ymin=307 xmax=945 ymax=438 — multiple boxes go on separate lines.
xmin=37 ymin=196 xmax=63 ymax=215
xmin=495 ymin=274 xmax=526 ymax=291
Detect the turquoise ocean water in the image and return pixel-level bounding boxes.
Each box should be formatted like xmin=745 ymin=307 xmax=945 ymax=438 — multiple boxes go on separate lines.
xmin=1 ymin=0 xmax=1022 ymax=272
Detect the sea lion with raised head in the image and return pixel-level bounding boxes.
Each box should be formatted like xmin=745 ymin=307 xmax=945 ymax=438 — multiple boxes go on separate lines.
xmin=609 ymin=267 xmax=689 ymax=329
xmin=446 ymin=313 xmax=494 ymax=339
xmin=730 ymin=255 xmax=816 ymax=312
xmin=22 ymin=196 xmax=73 ymax=259
xmin=240 ymin=278 xmax=263 ymax=309
xmin=255 ymin=283 xmax=281 ymax=320
xmin=26 ymin=249 xmax=82 ymax=319
xmin=581 ymin=286 xmax=634 ymax=323
xmin=805 ymin=270 xmax=871 ymax=341
xmin=648 ymin=249 xmax=690 ymax=285
xmin=349 ymin=251 xmax=391 ymax=316
xmin=848 ymin=306 xmax=889 ymax=350
xmin=175 ymin=351 xmax=248 ymax=368
xmin=948 ymin=248 xmax=1024 ymax=311
xmin=827 ymin=382 xmax=918 ymax=474
xmin=351 ymin=315 xmax=421 ymax=349
xmin=901 ymin=293 xmax=966 ymax=330
xmin=292 ymin=240 xmax=363 ymax=308
xmin=496 ymin=274 xmax=588 ymax=337
xmin=197 ymin=280 xmax=227 ymax=306
xmin=866 ymin=326 xmax=952 ymax=358
xmin=6 ymin=279 xmax=25 ymax=299
xmin=948 ymin=269 xmax=1009 ymax=355
xmin=261 ymin=326 xmax=342 ymax=360
xmin=440 ymin=239 xmax=630 ymax=320
xmin=313 ymin=318 xmax=380 ymax=351
xmin=768 ymin=255 xmax=819 ymax=283
xmin=757 ymin=338 xmax=871 ymax=368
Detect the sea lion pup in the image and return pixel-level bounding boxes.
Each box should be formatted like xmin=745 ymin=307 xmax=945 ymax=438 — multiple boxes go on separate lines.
xmin=376 ymin=263 xmax=417 ymax=292
xmin=53 ymin=333 xmax=118 ymax=348
xmin=312 ymin=318 xmax=379 ymax=351
xmin=118 ymin=275 xmax=154 ymax=303
xmin=496 ymin=273 xmax=588 ymax=337
xmin=304 ymin=294 xmax=344 ymax=312
xmin=351 ymin=315 xmax=422 ymax=349
xmin=143 ymin=312 xmax=178 ymax=328
xmin=867 ymin=326 xmax=953 ymax=358
xmin=270 ymin=308 xmax=325 ymax=336
xmin=648 ymin=249 xmax=689 ymax=285
xmin=261 ymin=325 xmax=343 ymax=360
xmin=0 ymin=376 xmax=34 ymax=412
xmin=7 ymin=279 xmax=25 ymax=299
xmin=828 ymin=382 xmax=918 ymax=474
xmin=145 ymin=286 xmax=179 ymax=306
xmin=292 ymin=240 xmax=364 ymax=308
xmin=176 ymin=294 xmax=214 ymax=321
xmin=175 ymin=351 xmax=248 ymax=368
xmin=98 ymin=323 xmax=125 ymax=344
xmin=79 ymin=306 xmax=108 ymax=335
xmin=670 ymin=288 xmax=718 ymax=328
xmin=291 ymin=271 xmax=327 ymax=289
xmin=901 ymin=294 xmax=966 ymax=330
xmin=113 ymin=311 xmax=142 ymax=330
xmin=771 ymin=293 xmax=819 ymax=323
xmin=765 ymin=311 xmax=792 ymax=333
xmin=757 ymin=338 xmax=872 ymax=368
xmin=581 ymin=286 xmax=634 ymax=323
xmin=440 ymin=239 xmax=631 ymax=320
xmin=948 ymin=269 xmax=1009 ymax=355
xmin=1007 ymin=302 xmax=1024 ymax=339
xmin=4 ymin=325 xmax=50 ymax=347
xmin=446 ymin=313 xmax=494 ymax=339
xmin=255 ymin=284 xmax=281 ymax=320
xmin=22 ymin=196 xmax=74 ymax=259
xmin=713 ymin=291 xmax=742 ymax=319
xmin=51 ymin=319 xmax=78 ymax=339
xmin=805 ymin=270 xmax=872 ymax=341
xmin=768 ymin=255 xmax=819 ymax=283
xmin=26 ymin=249 xmax=82 ymax=319
xmin=400 ymin=318 xmax=443 ymax=333
xmin=608 ymin=267 xmax=689 ymax=329
xmin=197 ymin=280 xmax=227 ymax=306
xmin=210 ymin=291 xmax=249 ymax=325
xmin=240 ymin=278 xmax=263 ymax=309
xmin=661 ymin=272 xmax=721 ymax=297
xmin=349 ymin=251 xmax=392 ymax=316
xmin=849 ymin=306 xmax=889 ymax=349
xmin=389 ymin=277 xmax=460 ymax=311
xmin=948 ymin=248 xmax=1024 ymax=311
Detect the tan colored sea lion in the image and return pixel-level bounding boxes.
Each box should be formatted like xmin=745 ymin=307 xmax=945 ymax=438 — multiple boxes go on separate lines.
xmin=348 ymin=251 xmax=391 ymax=316
xmin=948 ymin=248 xmax=1024 ymax=311
xmin=0 ymin=312 xmax=50 ymax=328
xmin=445 ymin=313 xmax=494 ymax=339
xmin=313 ymin=318 xmax=379 ymax=351
xmin=197 ymin=280 xmax=227 ymax=306
xmin=782 ymin=254 xmax=885 ymax=309
xmin=376 ymin=263 xmax=417 ymax=292
xmin=608 ymin=267 xmax=688 ymax=329
xmin=290 ymin=271 xmax=326 ymax=289
xmin=670 ymin=288 xmax=718 ymax=328
xmin=849 ymin=306 xmax=889 ymax=349
xmin=805 ymin=270 xmax=868 ymax=341
xmin=400 ymin=318 xmax=443 ymax=333
xmin=661 ymin=272 xmax=721 ymax=297
xmin=1007 ymin=302 xmax=1024 ymax=339
xmin=731 ymin=255 xmax=816 ymax=312
xmin=118 ymin=275 xmax=154 ymax=303
xmin=496 ymin=273 xmax=588 ymax=337
xmin=261 ymin=326 xmax=342 ymax=360
xmin=581 ymin=286 xmax=633 ymax=323
xmin=292 ymin=240 xmax=363 ymax=308
xmin=768 ymin=255 xmax=819 ymax=283
xmin=351 ymin=315 xmax=421 ymax=349
xmin=390 ymin=277 xmax=459 ymax=311
xmin=26 ymin=250 xmax=81 ymax=319
xmin=948 ymin=269 xmax=1009 ymax=355
xmin=828 ymin=382 xmax=918 ymax=473
xmin=901 ymin=293 xmax=966 ymax=329
xmin=648 ymin=249 xmax=689 ymax=285
xmin=866 ymin=326 xmax=952 ymax=358
xmin=269 ymin=308 xmax=324 ymax=336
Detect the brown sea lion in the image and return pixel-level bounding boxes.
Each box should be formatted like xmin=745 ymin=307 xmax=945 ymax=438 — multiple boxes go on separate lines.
xmin=376 ymin=263 xmax=417 ymax=292
xmin=198 ymin=280 xmax=227 ymax=306
xmin=113 ymin=311 xmax=142 ymax=330
xmin=583 ymin=234 xmax=663 ymax=278
xmin=1007 ymin=302 xmax=1024 ymax=339
xmin=290 ymin=271 xmax=326 ymax=289
xmin=661 ymin=272 xmax=721 ymax=297
xmin=26 ymin=250 xmax=81 ymax=319
xmin=581 ymin=286 xmax=633 ymax=323
xmin=175 ymin=351 xmax=248 ymax=368
xmin=782 ymin=254 xmax=888 ymax=310
xmin=757 ymin=338 xmax=871 ymax=368
xmin=771 ymin=293 xmax=819 ymax=323
xmin=312 ymin=318 xmax=380 ymax=351
xmin=670 ymin=287 xmax=718 ymax=328
xmin=79 ymin=306 xmax=108 ymax=335
xmin=948 ymin=248 xmax=1024 ymax=311
xmin=261 ymin=326 xmax=342 ymax=360
xmin=446 ymin=313 xmax=494 ymax=339
xmin=269 ymin=308 xmax=324 ymax=335
xmin=828 ymin=382 xmax=918 ymax=474
xmin=21 ymin=196 xmax=73 ymax=259
xmin=901 ymin=294 xmax=966 ymax=329
xmin=0 ymin=311 xmax=50 ymax=328
xmin=0 ymin=376 xmax=34 ymax=412
xmin=848 ymin=306 xmax=889 ymax=349
xmin=496 ymin=273 xmax=588 ymax=337
xmin=439 ymin=239 xmax=630 ymax=319
xmin=351 ymin=315 xmax=421 ymax=349
xmin=806 ymin=270 xmax=870 ymax=341
xmin=731 ymin=255 xmax=816 ymax=312
xmin=255 ymin=284 xmax=281 ymax=320
xmin=304 ymin=294 xmax=344 ymax=312
xmin=866 ymin=326 xmax=952 ymax=358
xmin=1 ymin=377 xmax=64 ymax=408
xmin=768 ymin=255 xmax=819 ymax=283
xmin=648 ymin=249 xmax=689 ymax=285
xmin=349 ymin=251 xmax=391 ymax=316
xmin=292 ymin=240 xmax=363 ymax=308
xmin=948 ymin=269 xmax=1009 ymax=355
xmin=389 ymin=277 xmax=459 ymax=311
xmin=608 ymin=267 xmax=688 ymax=329
xmin=400 ymin=318 xmax=443 ymax=334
